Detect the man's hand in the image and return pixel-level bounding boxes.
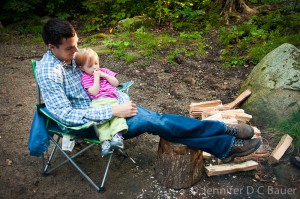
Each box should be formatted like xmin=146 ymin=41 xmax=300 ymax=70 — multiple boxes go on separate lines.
xmin=112 ymin=101 xmax=137 ymax=118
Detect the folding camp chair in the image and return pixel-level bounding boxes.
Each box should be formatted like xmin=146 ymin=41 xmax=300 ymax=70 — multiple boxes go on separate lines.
xmin=29 ymin=59 xmax=134 ymax=192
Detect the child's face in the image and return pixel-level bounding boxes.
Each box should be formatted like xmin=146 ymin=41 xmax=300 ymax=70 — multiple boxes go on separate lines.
xmin=81 ymin=56 xmax=100 ymax=75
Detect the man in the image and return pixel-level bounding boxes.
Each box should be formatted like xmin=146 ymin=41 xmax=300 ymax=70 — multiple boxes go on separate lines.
xmin=37 ymin=18 xmax=261 ymax=163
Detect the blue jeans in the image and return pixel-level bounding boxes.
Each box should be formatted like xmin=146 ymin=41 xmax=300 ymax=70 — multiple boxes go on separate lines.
xmin=124 ymin=106 xmax=235 ymax=159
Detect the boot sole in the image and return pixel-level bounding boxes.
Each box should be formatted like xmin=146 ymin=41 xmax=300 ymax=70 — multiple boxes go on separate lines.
xmin=222 ymin=139 xmax=261 ymax=163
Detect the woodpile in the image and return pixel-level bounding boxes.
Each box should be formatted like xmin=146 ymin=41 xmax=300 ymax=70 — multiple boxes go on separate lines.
xmin=189 ymin=89 xmax=293 ymax=176
xmin=189 ymin=89 xmax=252 ymax=122
xmin=155 ymin=89 xmax=294 ymax=187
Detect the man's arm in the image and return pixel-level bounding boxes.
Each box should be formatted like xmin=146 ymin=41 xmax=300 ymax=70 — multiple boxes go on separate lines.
xmin=36 ymin=61 xmax=113 ymax=126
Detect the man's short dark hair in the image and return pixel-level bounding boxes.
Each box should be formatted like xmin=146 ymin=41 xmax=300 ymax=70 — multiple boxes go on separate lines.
xmin=42 ymin=18 xmax=76 ymax=47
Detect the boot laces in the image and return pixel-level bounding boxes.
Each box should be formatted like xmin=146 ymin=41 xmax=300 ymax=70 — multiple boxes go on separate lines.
xmin=226 ymin=125 xmax=239 ymax=136
xmin=233 ymin=139 xmax=244 ymax=146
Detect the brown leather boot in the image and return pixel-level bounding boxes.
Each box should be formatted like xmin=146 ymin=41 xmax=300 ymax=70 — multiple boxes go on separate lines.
xmin=222 ymin=138 xmax=261 ymax=163
xmin=226 ymin=123 xmax=254 ymax=139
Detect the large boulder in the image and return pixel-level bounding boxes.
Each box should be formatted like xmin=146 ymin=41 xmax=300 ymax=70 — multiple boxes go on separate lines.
xmin=240 ymin=43 xmax=300 ymax=128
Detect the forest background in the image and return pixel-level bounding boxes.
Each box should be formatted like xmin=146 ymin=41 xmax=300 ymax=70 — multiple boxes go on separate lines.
xmin=1 ymin=0 xmax=299 ymax=145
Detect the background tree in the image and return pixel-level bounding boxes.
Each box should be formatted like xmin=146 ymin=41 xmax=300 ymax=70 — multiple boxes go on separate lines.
xmin=216 ymin=0 xmax=257 ymax=24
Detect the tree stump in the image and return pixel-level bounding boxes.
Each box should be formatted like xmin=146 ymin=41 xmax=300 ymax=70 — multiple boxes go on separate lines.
xmin=155 ymin=138 xmax=203 ymax=189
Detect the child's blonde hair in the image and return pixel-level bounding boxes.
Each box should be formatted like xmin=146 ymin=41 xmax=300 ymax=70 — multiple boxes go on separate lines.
xmin=75 ymin=47 xmax=99 ymax=69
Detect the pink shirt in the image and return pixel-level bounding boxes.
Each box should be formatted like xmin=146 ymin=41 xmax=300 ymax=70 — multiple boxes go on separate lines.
xmin=81 ymin=68 xmax=118 ymax=100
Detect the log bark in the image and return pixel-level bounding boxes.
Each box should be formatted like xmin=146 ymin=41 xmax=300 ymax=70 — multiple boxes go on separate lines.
xmin=155 ymin=138 xmax=203 ymax=189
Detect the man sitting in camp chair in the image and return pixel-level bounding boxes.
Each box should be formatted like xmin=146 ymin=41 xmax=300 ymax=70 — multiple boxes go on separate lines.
xmin=36 ymin=18 xmax=261 ymax=163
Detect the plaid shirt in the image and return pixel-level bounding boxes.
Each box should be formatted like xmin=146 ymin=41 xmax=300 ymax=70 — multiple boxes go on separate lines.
xmin=36 ymin=50 xmax=129 ymax=126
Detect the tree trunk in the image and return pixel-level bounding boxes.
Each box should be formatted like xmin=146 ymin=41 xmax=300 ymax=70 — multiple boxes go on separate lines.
xmin=217 ymin=0 xmax=257 ymax=24
xmin=155 ymin=138 xmax=203 ymax=189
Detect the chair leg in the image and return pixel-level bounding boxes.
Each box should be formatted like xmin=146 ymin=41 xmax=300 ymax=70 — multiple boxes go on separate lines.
xmin=99 ymin=152 xmax=113 ymax=192
xmin=48 ymin=135 xmax=104 ymax=191
xmin=42 ymin=135 xmax=60 ymax=175
xmin=40 ymin=134 xmax=118 ymax=193
xmin=44 ymin=141 xmax=96 ymax=174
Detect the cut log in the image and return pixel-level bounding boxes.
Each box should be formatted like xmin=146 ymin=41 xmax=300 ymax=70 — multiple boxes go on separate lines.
xmin=205 ymin=160 xmax=258 ymax=176
xmin=155 ymin=138 xmax=203 ymax=189
xmin=268 ymin=134 xmax=293 ymax=165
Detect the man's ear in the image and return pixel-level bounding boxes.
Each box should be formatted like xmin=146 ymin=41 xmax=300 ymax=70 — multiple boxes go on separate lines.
xmin=48 ymin=44 xmax=55 ymax=50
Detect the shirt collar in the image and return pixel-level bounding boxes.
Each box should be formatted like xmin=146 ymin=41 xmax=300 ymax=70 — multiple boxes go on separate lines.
xmin=47 ymin=49 xmax=77 ymax=69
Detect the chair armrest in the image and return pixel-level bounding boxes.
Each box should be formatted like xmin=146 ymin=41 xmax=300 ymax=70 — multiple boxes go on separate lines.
xmin=118 ymin=80 xmax=134 ymax=93
xmin=38 ymin=105 xmax=95 ymax=131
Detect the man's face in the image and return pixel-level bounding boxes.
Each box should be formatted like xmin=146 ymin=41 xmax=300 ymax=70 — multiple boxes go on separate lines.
xmin=49 ymin=33 xmax=79 ymax=64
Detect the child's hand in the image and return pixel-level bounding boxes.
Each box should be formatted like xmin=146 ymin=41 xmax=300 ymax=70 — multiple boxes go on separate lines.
xmin=93 ymin=69 xmax=101 ymax=78
xmin=100 ymin=72 xmax=107 ymax=78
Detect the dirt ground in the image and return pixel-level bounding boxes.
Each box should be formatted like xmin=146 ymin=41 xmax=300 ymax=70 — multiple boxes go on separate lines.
xmin=0 ymin=33 xmax=299 ymax=199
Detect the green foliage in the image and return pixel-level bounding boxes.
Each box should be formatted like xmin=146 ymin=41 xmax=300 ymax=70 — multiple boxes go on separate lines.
xmin=4 ymin=18 xmax=43 ymax=35
xmin=1 ymin=0 xmax=220 ymax=34
xmin=146 ymin=0 xmax=219 ymax=30
xmin=248 ymin=34 xmax=300 ymax=63
xmin=80 ymin=0 xmax=152 ymax=32
xmin=1 ymin=0 xmax=37 ymax=22
xmin=276 ymin=109 xmax=300 ymax=147
xmin=98 ymin=28 xmax=207 ymax=63
xmin=1 ymin=0 xmax=299 ymax=70
xmin=218 ymin=9 xmax=300 ymax=68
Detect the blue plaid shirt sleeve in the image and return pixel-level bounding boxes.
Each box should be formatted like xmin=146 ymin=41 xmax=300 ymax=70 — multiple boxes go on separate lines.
xmin=36 ymin=51 xmax=122 ymax=126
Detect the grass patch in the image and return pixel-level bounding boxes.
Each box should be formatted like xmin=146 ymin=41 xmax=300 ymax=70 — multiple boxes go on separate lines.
xmin=276 ymin=108 xmax=300 ymax=148
xmin=99 ymin=28 xmax=208 ymax=63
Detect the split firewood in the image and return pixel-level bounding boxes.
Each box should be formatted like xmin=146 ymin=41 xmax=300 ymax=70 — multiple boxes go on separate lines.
xmin=189 ymin=100 xmax=229 ymax=117
xmin=202 ymin=113 xmax=223 ymax=120
xmin=190 ymin=105 xmax=226 ymax=118
xmin=189 ymin=100 xmax=222 ymax=108
xmin=202 ymin=113 xmax=239 ymax=124
xmin=232 ymin=152 xmax=270 ymax=163
xmin=190 ymin=89 xmax=252 ymax=118
xmin=203 ymin=152 xmax=212 ymax=159
xmin=268 ymin=134 xmax=293 ymax=165
xmin=252 ymin=126 xmax=262 ymax=139
xmin=223 ymin=89 xmax=251 ymax=109
xmin=205 ymin=160 xmax=258 ymax=176
xmin=201 ymin=109 xmax=252 ymax=122
xmin=221 ymin=118 xmax=239 ymax=124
